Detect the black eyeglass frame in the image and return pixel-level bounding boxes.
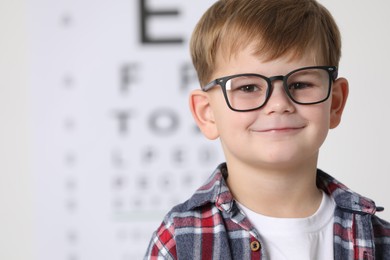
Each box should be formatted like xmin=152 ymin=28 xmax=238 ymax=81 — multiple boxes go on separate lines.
xmin=202 ymin=66 xmax=338 ymax=112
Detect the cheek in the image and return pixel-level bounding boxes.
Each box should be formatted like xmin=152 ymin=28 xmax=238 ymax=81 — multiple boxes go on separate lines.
xmin=209 ymin=93 xmax=253 ymax=128
xmin=320 ymin=102 xmax=332 ymax=128
xmin=213 ymin=109 xmax=257 ymax=138
xmin=304 ymin=105 xmax=332 ymax=139
xmin=302 ymin=102 xmax=331 ymax=124
xmin=295 ymin=104 xmax=331 ymax=144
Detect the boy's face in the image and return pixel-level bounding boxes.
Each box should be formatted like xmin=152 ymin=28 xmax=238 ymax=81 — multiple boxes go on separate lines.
xmin=190 ymin=45 xmax=348 ymax=170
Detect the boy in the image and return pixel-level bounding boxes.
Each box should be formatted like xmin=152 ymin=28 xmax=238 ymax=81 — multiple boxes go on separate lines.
xmin=145 ymin=0 xmax=390 ymax=259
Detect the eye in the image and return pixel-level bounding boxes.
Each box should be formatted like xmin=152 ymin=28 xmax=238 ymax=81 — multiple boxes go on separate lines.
xmin=238 ymin=84 xmax=260 ymax=93
xmin=288 ymin=82 xmax=313 ymax=90
xmin=226 ymin=76 xmax=268 ymax=93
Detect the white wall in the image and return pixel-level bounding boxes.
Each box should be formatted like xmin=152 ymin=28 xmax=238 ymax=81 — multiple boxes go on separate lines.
xmin=0 ymin=1 xmax=32 ymax=260
xmin=318 ymin=0 xmax=390 ymax=221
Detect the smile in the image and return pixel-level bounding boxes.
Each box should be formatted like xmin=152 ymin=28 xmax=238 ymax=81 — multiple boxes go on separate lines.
xmin=251 ymin=126 xmax=305 ymax=134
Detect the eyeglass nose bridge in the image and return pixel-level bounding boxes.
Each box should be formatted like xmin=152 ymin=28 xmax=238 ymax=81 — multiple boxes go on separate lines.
xmin=268 ymin=75 xmax=287 ymax=87
xmin=263 ymin=75 xmax=292 ymax=104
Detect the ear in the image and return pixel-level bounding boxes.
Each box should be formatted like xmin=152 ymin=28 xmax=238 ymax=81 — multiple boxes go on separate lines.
xmin=329 ymin=77 xmax=349 ymax=129
xmin=189 ymin=89 xmax=219 ymax=140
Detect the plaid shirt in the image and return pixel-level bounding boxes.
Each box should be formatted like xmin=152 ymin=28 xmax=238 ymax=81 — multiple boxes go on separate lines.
xmin=145 ymin=163 xmax=390 ymax=259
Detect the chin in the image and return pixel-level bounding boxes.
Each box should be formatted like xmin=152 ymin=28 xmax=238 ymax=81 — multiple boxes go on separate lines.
xmin=250 ymin=150 xmax=317 ymax=169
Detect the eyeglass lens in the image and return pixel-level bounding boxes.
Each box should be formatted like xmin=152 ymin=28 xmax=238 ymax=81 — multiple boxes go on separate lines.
xmin=224 ymin=68 xmax=330 ymax=111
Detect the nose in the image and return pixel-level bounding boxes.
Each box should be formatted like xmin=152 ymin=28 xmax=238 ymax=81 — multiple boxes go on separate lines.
xmin=263 ymin=81 xmax=295 ymax=114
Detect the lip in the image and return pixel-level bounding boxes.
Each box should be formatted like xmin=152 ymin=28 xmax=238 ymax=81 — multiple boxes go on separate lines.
xmin=251 ymin=126 xmax=305 ymax=133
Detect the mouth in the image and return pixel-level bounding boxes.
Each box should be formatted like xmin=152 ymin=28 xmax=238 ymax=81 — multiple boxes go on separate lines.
xmin=252 ymin=126 xmax=305 ymax=133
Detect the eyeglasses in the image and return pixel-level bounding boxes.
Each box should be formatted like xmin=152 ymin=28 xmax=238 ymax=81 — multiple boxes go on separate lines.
xmin=202 ymin=66 xmax=338 ymax=112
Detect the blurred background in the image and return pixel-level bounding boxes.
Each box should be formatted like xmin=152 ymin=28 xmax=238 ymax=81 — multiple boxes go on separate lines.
xmin=1 ymin=0 xmax=389 ymax=259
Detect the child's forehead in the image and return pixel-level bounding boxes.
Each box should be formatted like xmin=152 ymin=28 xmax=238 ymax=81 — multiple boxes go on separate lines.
xmin=214 ymin=42 xmax=320 ymax=73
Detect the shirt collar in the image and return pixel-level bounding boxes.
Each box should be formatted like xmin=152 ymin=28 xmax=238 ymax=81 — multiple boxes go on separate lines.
xmin=185 ymin=163 xmax=379 ymax=215
xmin=317 ymin=169 xmax=379 ymax=215
xmin=185 ymin=163 xmax=235 ymax=212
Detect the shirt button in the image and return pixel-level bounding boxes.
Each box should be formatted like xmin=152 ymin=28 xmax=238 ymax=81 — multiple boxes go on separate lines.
xmin=250 ymin=241 xmax=261 ymax=252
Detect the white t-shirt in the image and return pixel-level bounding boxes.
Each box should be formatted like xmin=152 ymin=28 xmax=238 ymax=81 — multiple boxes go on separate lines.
xmin=238 ymin=191 xmax=336 ymax=260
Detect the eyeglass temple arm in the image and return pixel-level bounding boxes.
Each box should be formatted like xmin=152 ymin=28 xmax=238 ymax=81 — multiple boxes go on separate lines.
xmin=202 ymin=80 xmax=218 ymax=92
xmin=330 ymin=67 xmax=338 ymax=81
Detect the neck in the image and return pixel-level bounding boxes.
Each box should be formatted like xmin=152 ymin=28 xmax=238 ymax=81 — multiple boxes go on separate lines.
xmin=225 ymin=158 xmax=322 ymax=218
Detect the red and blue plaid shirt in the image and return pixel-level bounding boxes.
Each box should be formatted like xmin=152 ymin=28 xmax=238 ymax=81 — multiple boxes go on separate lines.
xmin=145 ymin=163 xmax=390 ymax=259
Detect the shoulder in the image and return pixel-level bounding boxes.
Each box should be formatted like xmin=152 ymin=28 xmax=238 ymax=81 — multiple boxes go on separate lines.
xmin=145 ymin=163 xmax=229 ymax=259
xmin=143 ymin=202 xmax=198 ymax=260
xmin=144 ymin=197 xmax=220 ymax=259
xmin=144 ymin=205 xmax=182 ymax=259
xmin=371 ymin=215 xmax=390 ymax=257
xmin=317 ymin=170 xmax=390 ymax=256
xmin=372 ymin=214 xmax=390 ymax=240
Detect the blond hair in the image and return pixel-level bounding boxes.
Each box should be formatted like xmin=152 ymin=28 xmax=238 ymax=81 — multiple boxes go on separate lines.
xmin=190 ymin=0 xmax=341 ymax=86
